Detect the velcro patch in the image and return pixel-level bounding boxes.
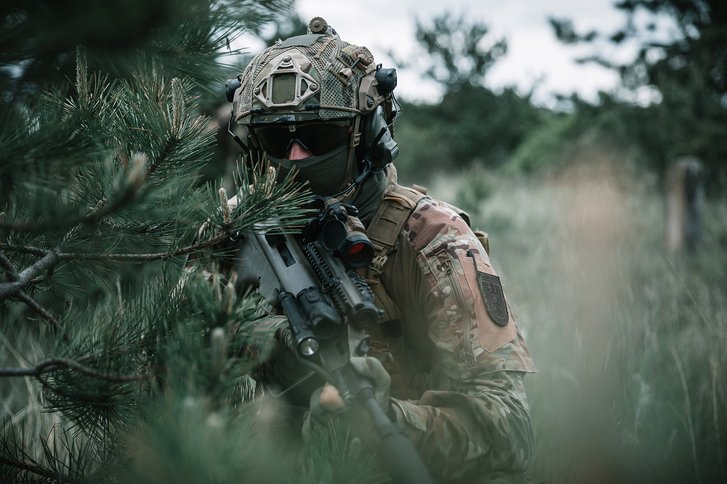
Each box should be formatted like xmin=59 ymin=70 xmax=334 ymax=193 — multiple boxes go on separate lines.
xmin=476 ymin=272 xmax=509 ymax=326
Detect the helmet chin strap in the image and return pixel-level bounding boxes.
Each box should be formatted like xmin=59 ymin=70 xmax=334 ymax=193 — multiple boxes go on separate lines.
xmin=330 ymin=117 xmax=391 ymax=201
xmin=328 ymin=115 xmax=370 ymax=201
xmin=329 ymin=151 xmax=372 ymax=201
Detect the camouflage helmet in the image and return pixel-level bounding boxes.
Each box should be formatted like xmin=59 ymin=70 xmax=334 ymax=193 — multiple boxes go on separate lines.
xmin=232 ymin=17 xmax=390 ymax=126
xmin=227 ymin=17 xmax=399 ymax=196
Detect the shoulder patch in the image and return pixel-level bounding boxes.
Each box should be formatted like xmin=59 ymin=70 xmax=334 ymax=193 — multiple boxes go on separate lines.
xmin=476 ymin=272 xmax=509 ymax=326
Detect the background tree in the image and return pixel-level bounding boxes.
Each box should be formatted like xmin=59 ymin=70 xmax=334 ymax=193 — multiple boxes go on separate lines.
xmin=394 ymin=12 xmax=546 ymax=186
xmin=413 ymin=12 xmax=507 ymax=92
xmin=251 ymin=12 xmax=308 ymax=47
xmin=546 ymin=0 xmax=727 ymax=185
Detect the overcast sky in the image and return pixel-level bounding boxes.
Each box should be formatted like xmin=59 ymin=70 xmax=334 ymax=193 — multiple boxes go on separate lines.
xmin=239 ymin=0 xmax=678 ymax=106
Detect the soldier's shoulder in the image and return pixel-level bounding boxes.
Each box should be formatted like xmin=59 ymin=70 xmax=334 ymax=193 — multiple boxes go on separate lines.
xmin=402 ymin=197 xmax=472 ymax=252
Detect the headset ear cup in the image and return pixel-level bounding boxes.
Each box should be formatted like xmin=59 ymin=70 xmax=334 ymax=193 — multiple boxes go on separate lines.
xmin=361 ymin=106 xmax=398 ymax=170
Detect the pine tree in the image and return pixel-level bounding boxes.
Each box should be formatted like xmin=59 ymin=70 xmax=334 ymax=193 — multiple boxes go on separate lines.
xmin=548 ymin=0 xmax=727 ymax=183
xmin=0 ymin=1 xmax=349 ymax=482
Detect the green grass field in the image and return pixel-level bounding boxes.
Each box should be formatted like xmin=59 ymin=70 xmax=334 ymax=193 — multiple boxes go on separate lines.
xmin=428 ymin=160 xmax=727 ymax=484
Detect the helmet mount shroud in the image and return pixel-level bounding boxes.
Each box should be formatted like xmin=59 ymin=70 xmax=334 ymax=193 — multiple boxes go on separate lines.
xmin=252 ymin=50 xmax=320 ymax=111
xmin=226 ymin=17 xmax=399 ymax=197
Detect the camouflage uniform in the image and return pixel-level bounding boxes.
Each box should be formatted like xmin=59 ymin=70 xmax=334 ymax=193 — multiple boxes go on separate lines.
xmin=361 ymin=168 xmax=536 ymax=483
xmin=226 ymin=16 xmax=537 ymax=483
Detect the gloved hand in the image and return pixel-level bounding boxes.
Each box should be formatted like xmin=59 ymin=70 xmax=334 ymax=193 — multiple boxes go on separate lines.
xmin=302 ymin=356 xmax=392 ymax=443
xmin=242 ymin=317 xmax=323 ymax=405
xmin=349 ymin=356 xmax=391 ymax=410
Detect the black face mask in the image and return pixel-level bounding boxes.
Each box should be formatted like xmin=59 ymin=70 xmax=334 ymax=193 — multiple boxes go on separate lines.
xmin=268 ymin=145 xmax=352 ymax=196
xmin=255 ymin=120 xmax=355 ymax=196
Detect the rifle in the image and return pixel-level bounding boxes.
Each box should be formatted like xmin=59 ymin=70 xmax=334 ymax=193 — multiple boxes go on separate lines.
xmin=235 ymin=197 xmax=434 ymax=484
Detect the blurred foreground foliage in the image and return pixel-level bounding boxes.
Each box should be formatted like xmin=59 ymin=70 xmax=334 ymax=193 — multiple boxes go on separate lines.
xmin=0 ymin=1 xmax=387 ymax=483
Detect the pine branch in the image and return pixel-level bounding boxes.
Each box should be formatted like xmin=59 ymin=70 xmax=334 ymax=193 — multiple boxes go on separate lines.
xmin=0 ymin=231 xmax=230 ymax=262
xmin=12 ymin=292 xmax=61 ymax=329
xmin=0 ymin=454 xmax=56 ymax=481
xmin=0 ymin=251 xmax=62 ymax=329
xmin=0 ymin=358 xmax=147 ymax=383
xmin=147 ymin=134 xmax=180 ymax=178
xmin=0 ymin=154 xmax=146 ymax=234
xmin=0 ymin=251 xmax=59 ymax=299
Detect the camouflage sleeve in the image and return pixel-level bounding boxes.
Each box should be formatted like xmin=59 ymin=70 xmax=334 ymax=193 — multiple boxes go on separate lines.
xmin=389 ymin=373 xmax=533 ymax=481
xmin=382 ymin=199 xmax=537 ymax=482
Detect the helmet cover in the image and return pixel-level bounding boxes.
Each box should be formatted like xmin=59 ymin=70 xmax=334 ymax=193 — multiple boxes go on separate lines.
xmin=232 ymin=19 xmax=385 ymax=127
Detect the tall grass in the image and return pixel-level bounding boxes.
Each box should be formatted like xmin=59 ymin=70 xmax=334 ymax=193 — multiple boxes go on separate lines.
xmin=429 ymin=158 xmax=727 ymax=483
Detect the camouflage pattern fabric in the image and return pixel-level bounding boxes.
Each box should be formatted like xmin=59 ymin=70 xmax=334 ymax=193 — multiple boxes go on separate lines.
xmin=236 ymin=315 xmax=289 ymax=366
xmin=366 ymin=189 xmax=537 ymax=483
xmin=233 ymin=32 xmax=382 ymax=125
xmin=237 ymin=179 xmax=537 ymax=482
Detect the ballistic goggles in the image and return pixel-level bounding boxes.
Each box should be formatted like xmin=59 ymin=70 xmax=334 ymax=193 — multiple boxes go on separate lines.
xmin=253 ymin=121 xmax=351 ymax=159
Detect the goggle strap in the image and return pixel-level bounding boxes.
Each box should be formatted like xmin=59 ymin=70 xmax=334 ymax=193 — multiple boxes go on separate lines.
xmin=228 ymin=114 xmax=250 ymax=158
xmin=350 ymin=115 xmax=361 ymax=148
xmin=328 ymin=155 xmax=371 ymax=201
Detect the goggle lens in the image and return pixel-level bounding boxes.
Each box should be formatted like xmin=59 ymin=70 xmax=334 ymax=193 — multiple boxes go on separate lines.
xmin=254 ymin=122 xmax=350 ymax=158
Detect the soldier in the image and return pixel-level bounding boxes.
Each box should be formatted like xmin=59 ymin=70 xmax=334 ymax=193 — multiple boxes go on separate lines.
xmin=228 ymin=17 xmax=537 ymax=483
